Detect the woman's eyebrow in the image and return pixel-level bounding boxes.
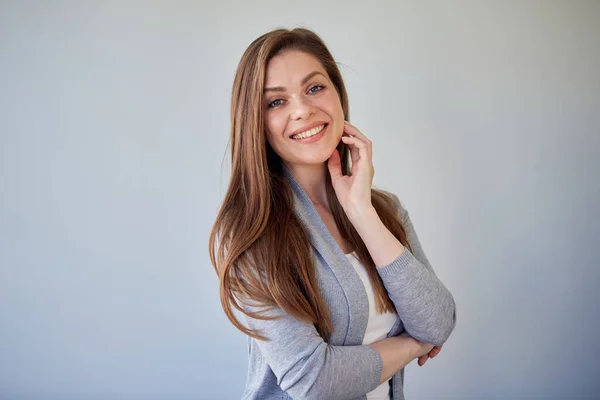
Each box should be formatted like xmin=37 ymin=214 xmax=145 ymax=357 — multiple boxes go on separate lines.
xmin=264 ymin=71 xmax=326 ymax=93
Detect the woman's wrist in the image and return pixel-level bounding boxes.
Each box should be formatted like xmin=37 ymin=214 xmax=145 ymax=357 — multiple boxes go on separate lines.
xmin=347 ymin=204 xmax=406 ymax=267
xmin=396 ymin=335 xmax=421 ymax=359
xmin=346 ymin=203 xmax=378 ymax=230
xmin=370 ymin=335 xmax=420 ymax=383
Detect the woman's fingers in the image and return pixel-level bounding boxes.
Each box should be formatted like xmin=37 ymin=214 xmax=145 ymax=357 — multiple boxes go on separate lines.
xmin=341 ymin=136 xmax=367 ymax=148
xmin=417 ymin=345 xmax=443 ymax=367
xmin=343 ymin=121 xmax=371 ymax=143
xmin=414 ymin=343 xmax=443 ymax=367
xmin=327 ymin=148 xmax=343 ymax=181
xmin=341 ymin=136 xmax=367 ymax=167
xmin=343 ymin=122 xmax=372 ymax=159
xmin=341 ymin=135 xmax=370 ymax=162
xmin=429 ymin=345 xmax=443 ymax=359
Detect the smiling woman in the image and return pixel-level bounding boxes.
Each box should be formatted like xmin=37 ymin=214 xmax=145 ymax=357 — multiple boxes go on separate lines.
xmin=263 ymin=51 xmax=345 ymax=170
xmin=209 ymin=28 xmax=456 ymax=400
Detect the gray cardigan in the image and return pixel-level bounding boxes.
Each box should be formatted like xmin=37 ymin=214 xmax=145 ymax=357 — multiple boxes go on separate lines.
xmin=242 ymin=169 xmax=456 ymax=400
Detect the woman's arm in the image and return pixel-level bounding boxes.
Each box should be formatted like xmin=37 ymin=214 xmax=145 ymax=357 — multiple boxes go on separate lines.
xmin=370 ymin=335 xmax=434 ymax=383
xmin=244 ymin=303 xmax=425 ymax=399
xmin=351 ymin=199 xmax=456 ymax=346
xmin=328 ymin=121 xmax=456 ymax=346
xmin=350 ymin=204 xmax=404 ymax=266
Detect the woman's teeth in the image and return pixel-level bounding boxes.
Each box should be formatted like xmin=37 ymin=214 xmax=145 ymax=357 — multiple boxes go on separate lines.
xmin=292 ymin=124 xmax=325 ymax=140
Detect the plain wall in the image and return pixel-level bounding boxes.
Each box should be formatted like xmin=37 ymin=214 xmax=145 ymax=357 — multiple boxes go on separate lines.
xmin=1 ymin=0 xmax=599 ymax=399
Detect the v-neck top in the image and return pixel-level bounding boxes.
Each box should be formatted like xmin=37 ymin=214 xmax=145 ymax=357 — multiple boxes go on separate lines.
xmin=346 ymin=252 xmax=397 ymax=400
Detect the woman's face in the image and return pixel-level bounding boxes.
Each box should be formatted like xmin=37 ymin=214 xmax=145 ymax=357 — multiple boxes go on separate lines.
xmin=263 ymin=50 xmax=345 ymax=169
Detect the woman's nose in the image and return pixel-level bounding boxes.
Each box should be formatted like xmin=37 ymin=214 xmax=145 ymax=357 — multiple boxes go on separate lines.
xmin=290 ymin=96 xmax=315 ymax=120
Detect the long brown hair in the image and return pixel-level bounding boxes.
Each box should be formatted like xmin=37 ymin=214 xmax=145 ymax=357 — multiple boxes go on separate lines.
xmin=209 ymin=28 xmax=412 ymax=340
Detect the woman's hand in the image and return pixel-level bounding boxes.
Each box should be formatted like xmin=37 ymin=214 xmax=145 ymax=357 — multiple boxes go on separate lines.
xmin=412 ymin=341 xmax=435 ymax=360
xmin=417 ymin=345 xmax=443 ymax=367
xmin=327 ymin=121 xmax=375 ymax=221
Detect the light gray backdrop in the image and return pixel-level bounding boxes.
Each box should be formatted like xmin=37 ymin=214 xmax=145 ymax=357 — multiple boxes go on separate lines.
xmin=1 ymin=1 xmax=599 ymax=399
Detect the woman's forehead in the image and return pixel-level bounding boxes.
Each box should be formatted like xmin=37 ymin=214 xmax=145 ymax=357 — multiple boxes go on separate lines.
xmin=265 ymin=51 xmax=327 ymax=86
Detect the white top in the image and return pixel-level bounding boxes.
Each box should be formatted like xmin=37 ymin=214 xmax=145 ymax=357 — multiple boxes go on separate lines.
xmin=346 ymin=252 xmax=398 ymax=400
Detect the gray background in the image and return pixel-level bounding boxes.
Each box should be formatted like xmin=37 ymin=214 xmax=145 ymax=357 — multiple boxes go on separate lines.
xmin=1 ymin=0 xmax=599 ymax=399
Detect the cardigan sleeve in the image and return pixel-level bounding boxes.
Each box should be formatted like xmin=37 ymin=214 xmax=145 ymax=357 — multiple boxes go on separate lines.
xmin=243 ymin=302 xmax=382 ymax=400
xmin=376 ymin=192 xmax=457 ymax=346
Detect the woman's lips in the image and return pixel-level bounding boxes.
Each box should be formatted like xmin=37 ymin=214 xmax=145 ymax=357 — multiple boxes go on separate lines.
xmin=290 ymin=124 xmax=328 ymax=143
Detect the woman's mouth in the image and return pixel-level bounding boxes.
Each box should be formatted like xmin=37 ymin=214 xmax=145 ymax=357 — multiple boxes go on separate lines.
xmin=291 ymin=124 xmax=328 ymax=142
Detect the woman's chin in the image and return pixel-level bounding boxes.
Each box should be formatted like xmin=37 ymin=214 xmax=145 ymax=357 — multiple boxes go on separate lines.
xmin=284 ymin=140 xmax=340 ymax=168
xmin=305 ymin=150 xmax=337 ymax=166
xmin=286 ymin=155 xmax=330 ymax=170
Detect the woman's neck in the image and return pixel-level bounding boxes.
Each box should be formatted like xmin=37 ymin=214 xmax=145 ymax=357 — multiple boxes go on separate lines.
xmin=285 ymin=162 xmax=329 ymax=209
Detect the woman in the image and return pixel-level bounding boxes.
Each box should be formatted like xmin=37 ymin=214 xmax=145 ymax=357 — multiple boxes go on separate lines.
xmin=209 ymin=28 xmax=456 ymax=400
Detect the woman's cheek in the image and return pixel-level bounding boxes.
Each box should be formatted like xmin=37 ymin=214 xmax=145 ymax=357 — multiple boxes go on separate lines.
xmin=265 ymin=114 xmax=282 ymax=139
xmin=272 ymin=116 xmax=286 ymax=138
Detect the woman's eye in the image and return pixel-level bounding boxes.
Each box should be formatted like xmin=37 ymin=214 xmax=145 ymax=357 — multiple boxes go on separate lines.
xmin=308 ymin=85 xmax=324 ymax=94
xmin=267 ymin=99 xmax=284 ymax=108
